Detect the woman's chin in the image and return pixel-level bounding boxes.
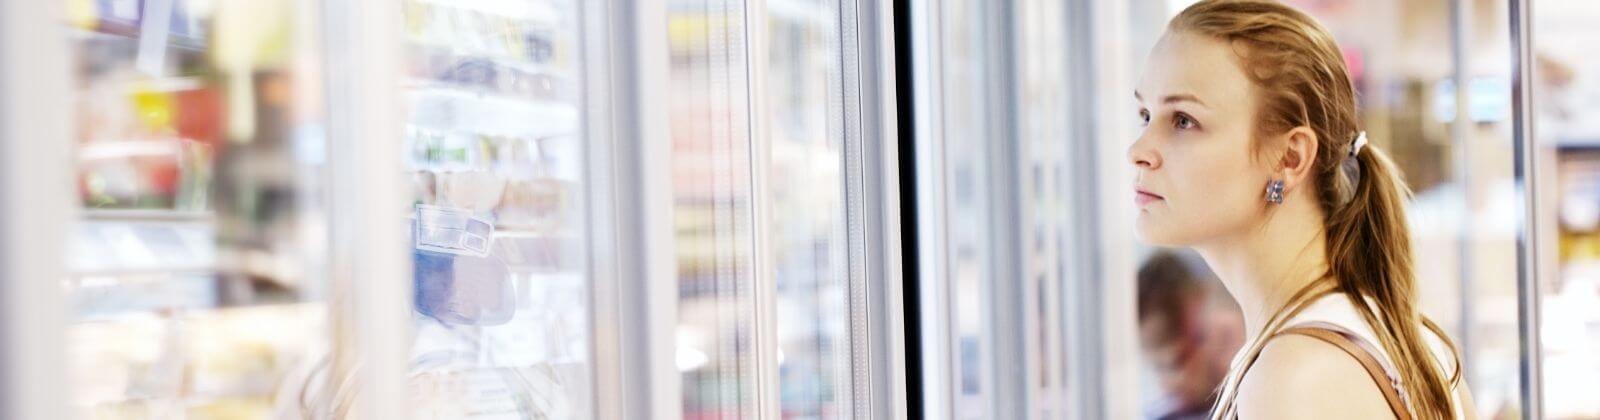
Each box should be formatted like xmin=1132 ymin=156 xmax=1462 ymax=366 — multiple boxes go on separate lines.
xmin=1134 ymin=217 xmax=1178 ymax=246
xmin=1134 ymin=219 xmax=1157 ymax=243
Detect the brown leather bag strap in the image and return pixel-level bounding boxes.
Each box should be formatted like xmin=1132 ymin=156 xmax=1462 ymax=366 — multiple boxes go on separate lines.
xmin=1275 ymin=323 xmax=1413 ymax=419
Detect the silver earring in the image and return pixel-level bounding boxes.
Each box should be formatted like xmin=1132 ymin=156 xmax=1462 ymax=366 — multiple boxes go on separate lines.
xmin=1266 ymin=180 xmax=1284 ymax=204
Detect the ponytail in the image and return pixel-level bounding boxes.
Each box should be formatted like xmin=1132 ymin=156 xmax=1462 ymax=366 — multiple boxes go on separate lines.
xmin=1326 ymin=141 xmax=1461 ymax=419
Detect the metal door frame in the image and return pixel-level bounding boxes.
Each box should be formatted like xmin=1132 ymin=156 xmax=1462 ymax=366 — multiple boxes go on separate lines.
xmin=0 ymin=1 xmax=73 ymax=419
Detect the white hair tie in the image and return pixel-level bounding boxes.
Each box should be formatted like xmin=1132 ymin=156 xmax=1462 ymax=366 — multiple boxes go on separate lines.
xmin=1350 ymin=131 xmax=1368 ymax=157
xmin=1339 ymin=131 xmax=1368 ymax=205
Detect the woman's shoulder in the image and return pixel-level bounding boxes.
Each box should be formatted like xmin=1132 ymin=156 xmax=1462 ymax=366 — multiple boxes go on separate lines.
xmin=1235 ymin=332 xmax=1398 ymax=419
xmin=1290 ymin=293 xmax=1460 ymax=376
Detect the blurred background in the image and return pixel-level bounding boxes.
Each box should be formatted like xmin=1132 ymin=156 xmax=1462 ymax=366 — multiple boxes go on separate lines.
xmin=0 ymin=0 xmax=1593 ymax=419
xmin=920 ymin=0 xmax=1592 ymax=419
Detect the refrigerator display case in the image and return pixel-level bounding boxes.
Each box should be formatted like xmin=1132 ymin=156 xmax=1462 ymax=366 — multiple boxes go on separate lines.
xmin=398 ymin=0 xmax=592 ymax=418
xmin=664 ymin=0 xmax=756 ymax=415
xmin=0 ymin=0 xmax=894 ymax=418
xmin=60 ymin=0 xmax=333 ymax=417
xmin=666 ymin=0 xmax=900 ymax=418
xmin=910 ymin=0 xmax=1120 ymax=418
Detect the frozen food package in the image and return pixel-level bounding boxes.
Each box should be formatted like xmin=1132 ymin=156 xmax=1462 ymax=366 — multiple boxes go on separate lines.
xmin=437 ymin=171 xmax=507 ymax=212
xmin=495 ymin=178 xmax=568 ymax=232
xmin=414 ymin=249 xmax=515 ymax=326
xmin=415 ymin=204 xmax=495 ymax=257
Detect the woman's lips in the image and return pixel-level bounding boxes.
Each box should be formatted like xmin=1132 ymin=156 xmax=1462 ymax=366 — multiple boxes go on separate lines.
xmin=1136 ymin=189 xmax=1165 ymax=207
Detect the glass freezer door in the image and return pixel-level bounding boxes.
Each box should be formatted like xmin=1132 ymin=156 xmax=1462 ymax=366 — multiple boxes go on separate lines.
xmin=61 ymin=0 xmax=336 ymax=417
xmin=398 ymin=0 xmax=594 ymax=418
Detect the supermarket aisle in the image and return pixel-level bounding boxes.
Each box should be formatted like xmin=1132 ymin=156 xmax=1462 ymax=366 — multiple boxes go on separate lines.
xmin=0 ymin=0 xmax=1591 ymax=419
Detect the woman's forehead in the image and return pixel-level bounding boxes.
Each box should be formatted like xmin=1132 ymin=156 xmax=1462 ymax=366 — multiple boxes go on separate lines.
xmin=1138 ymin=32 xmax=1254 ymax=110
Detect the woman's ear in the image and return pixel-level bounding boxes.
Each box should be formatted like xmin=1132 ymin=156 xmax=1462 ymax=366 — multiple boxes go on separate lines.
xmin=1278 ymin=126 xmax=1320 ymax=192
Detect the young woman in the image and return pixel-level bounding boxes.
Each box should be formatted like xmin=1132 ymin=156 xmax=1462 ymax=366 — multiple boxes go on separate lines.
xmin=1128 ymin=1 xmax=1477 ymax=418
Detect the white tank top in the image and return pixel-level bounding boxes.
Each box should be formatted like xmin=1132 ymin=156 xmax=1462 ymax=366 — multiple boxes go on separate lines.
xmin=1280 ymin=294 xmax=1465 ymax=418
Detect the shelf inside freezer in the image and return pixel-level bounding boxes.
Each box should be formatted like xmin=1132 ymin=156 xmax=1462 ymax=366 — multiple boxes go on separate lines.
xmin=404 ymin=52 xmax=574 ymax=114
xmin=68 ymin=303 xmax=325 ymax=408
xmin=71 ymin=273 xmax=218 ymax=322
xmin=69 ymin=24 xmax=208 ymax=85
xmin=490 ymin=232 xmax=579 ymax=272
xmin=69 ymin=24 xmax=207 ymax=54
xmin=408 ymin=45 xmax=569 ymax=76
xmin=411 ymin=0 xmax=564 ymax=22
xmin=406 ymin=85 xmax=578 ymax=138
xmin=68 ymin=209 xmax=311 ymax=320
xmin=403 ymin=0 xmax=571 ymax=67
xmin=83 ymin=208 xmax=213 ymax=221
xmin=68 ymin=272 xmax=303 ymax=322
xmin=67 ymin=0 xmax=213 ymax=47
xmin=407 ymin=41 xmax=570 ymax=79
xmin=407 ymin=135 xmax=583 ymax=182
xmin=70 ymin=211 xmax=216 ymax=276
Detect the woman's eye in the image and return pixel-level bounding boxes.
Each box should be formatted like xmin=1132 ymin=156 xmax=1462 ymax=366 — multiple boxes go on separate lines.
xmin=1173 ymin=113 xmax=1197 ymax=130
xmin=1138 ymin=110 xmax=1151 ymax=126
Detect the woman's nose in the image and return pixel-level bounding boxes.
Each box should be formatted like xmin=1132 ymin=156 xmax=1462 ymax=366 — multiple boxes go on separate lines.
xmin=1128 ymin=134 xmax=1160 ymax=169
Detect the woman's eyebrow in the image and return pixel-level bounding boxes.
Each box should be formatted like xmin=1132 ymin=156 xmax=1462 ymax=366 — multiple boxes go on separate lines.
xmin=1134 ymin=91 xmax=1209 ymax=108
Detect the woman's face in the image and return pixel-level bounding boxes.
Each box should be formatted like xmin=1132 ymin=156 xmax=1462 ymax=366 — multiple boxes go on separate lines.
xmin=1130 ymin=32 xmax=1275 ymax=246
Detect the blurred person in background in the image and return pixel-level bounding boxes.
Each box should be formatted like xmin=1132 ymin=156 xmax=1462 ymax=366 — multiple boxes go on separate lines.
xmin=1129 ymin=1 xmax=1476 ymax=418
xmin=1139 ymin=249 xmax=1245 ymax=420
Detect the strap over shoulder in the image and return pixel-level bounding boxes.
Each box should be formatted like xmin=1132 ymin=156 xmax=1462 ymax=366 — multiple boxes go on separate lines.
xmin=1210 ymin=282 xmax=1341 ymax=420
xmin=1274 ymin=321 xmax=1413 ymax=420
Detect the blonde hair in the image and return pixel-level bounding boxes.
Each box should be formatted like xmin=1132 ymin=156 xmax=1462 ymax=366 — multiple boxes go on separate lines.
xmin=1167 ymin=1 xmax=1462 ymax=419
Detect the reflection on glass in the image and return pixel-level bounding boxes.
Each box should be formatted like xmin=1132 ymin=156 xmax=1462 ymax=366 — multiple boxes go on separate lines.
xmin=937 ymin=0 xmax=996 ymax=417
xmin=768 ymin=0 xmax=851 ymax=418
xmin=1013 ymin=0 xmax=1073 ymax=416
xmin=932 ymin=1 xmax=1078 ymax=418
xmin=668 ymin=1 xmax=759 ymax=418
xmin=670 ymin=1 xmax=867 ymax=417
xmin=63 ymin=0 xmax=329 ymax=417
xmin=399 ymin=0 xmax=592 ymax=418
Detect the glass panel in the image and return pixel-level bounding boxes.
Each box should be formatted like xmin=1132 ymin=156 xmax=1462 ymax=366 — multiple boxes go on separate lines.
xmin=671 ymin=1 xmax=875 ymax=417
xmin=1535 ymin=2 xmax=1600 ymax=418
xmin=668 ymin=1 xmax=759 ymax=418
xmin=62 ymin=0 xmax=331 ymax=416
xmin=936 ymin=0 xmax=995 ymax=417
xmin=1013 ymin=0 xmax=1074 ymax=417
xmin=398 ymin=0 xmax=593 ymax=418
xmin=921 ymin=2 xmax=1097 ymax=418
xmin=766 ymin=0 xmax=852 ymax=418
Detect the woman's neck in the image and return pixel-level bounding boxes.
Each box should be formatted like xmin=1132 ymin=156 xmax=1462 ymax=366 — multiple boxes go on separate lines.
xmin=1196 ymin=205 xmax=1329 ymax=339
